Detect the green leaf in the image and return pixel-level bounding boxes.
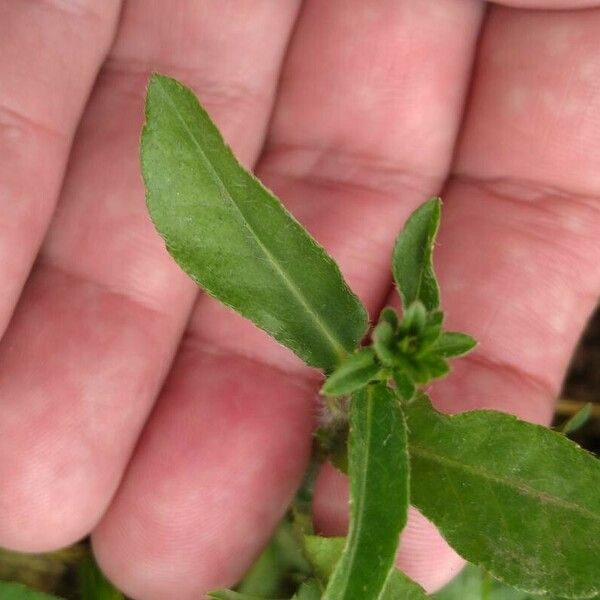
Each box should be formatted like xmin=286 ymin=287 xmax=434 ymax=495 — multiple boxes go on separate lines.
xmin=434 ymin=563 xmax=600 ymax=600
xmin=434 ymin=565 xmax=492 ymax=600
xmin=330 ymin=430 xmax=349 ymax=475
xmin=0 ymin=582 xmax=62 ymax=600
xmin=208 ymin=591 xmax=265 ymax=600
xmin=294 ymin=580 xmax=322 ymax=600
xmin=393 ymin=198 xmax=441 ymax=312
xmin=561 ymin=403 xmax=593 ymax=436
xmin=433 ymin=332 xmax=477 ymax=358
xmin=372 ymin=321 xmax=396 ymax=366
xmin=395 ymin=354 xmax=430 ymax=384
xmin=321 ymin=348 xmax=381 ymax=397
xmin=400 ymin=301 xmax=428 ymax=335
xmin=304 ymin=536 xmax=346 ymax=584
xmin=435 ymin=564 xmax=536 ymax=600
xmin=420 ymin=354 xmax=450 ymax=380
xmin=406 ymin=396 xmax=600 ymax=599
xmin=393 ymin=369 xmax=416 ymax=401
xmin=379 ymin=569 xmax=430 ymax=600
xmin=378 ymin=307 xmax=399 ymax=330
xmin=237 ymin=518 xmax=310 ymax=598
xmin=142 ymin=74 xmax=367 ymax=371
xmin=304 ymin=536 xmax=428 ymax=600
xmin=78 ymin=554 xmax=123 ymax=600
xmin=235 ymin=542 xmax=282 ymax=598
xmin=323 ymin=384 xmax=409 ymax=600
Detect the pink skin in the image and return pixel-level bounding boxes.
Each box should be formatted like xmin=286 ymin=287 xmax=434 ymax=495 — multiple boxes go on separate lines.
xmin=0 ymin=1 xmax=599 ymax=598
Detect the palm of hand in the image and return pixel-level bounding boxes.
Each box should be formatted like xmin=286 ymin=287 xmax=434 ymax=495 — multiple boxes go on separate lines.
xmin=1 ymin=1 xmax=599 ymax=598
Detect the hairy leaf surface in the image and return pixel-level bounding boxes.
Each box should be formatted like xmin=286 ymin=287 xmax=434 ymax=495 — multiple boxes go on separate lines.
xmin=321 ymin=348 xmax=380 ymax=396
xmin=323 ymin=384 xmax=409 ymax=600
xmin=393 ymin=198 xmax=441 ymax=312
xmin=406 ymin=396 xmax=600 ymax=599
xmin=142 ymin=74 xmax=367 ymax=370
xmin=433 ymin=332 xmax=477 ymax=358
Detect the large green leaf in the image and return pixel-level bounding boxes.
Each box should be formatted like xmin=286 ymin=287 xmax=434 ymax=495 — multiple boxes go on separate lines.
xmin=434 ymin=564 xmax=600 ymax=600
xmin=142 ymin=74 xmax=367 ymax=370
xmin=0 ymin=582 xmax=62 ymax=599
xmin=406 ymin=396 xmax=600 ymax=599
xmin=392 ymin=198 xmax=441 ymax=312
xmin=434 ymin=564 xmax=527 ymax=600
xmin=323 ymin=384 xmax=409 ymax=600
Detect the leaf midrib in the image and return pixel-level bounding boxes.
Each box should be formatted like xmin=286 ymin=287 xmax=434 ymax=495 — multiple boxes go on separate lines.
xmin=411 ymin=444 xmax=600 ymax=522
xmin=329 ymin=387 xmax=374 ymax=600
xmin=154 ymin=78 xmax=348 ymax=363
xmin=411 ymin=211 xmax=434 ymax=306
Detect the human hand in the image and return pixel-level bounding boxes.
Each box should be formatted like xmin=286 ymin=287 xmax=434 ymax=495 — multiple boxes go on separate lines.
xmin=1 ymin=1 xmax=599 ymax=598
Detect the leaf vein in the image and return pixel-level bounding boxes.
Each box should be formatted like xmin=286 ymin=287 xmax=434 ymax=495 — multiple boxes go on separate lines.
xmin=154 ymin=78 xmax=349 ymax=362
xmin=411 ymin=445 xmax=600 ymax=522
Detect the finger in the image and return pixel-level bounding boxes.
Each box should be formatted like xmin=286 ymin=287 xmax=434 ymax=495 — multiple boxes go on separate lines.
xmin=494 ymin=1 xmax=600 ymax=8
xmin=92 ymin=2 xmax=484 ymax=597
xmin=0 ymin=0 xmax=121 ymax=335
xmin=0 ymin=0 xmax=300 ymax=552
xmin=186 ymin=0 xmax=485 ymax=373
xmin=437 ymin=4 xmax=600 ymax=420
xmin=345 ymin=4 xmax=600 ymax=591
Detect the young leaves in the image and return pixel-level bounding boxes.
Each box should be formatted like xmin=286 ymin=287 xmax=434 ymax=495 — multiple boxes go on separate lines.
xmin=142 ymin=75 xmax=367 ymax=371
xmin=322 ymin=384 xmax=409 ymax=600
xmin=321 ymin=348 xmax=381 ymax=396
xmin=406 ymin=396 xmax=600 ymax=599
xmin=433 ymin=332 xmax=477 ymax=358
xmin=393 ymin=197 xmax=441 ymax=312
xmin=0 ymin=583 xmax=62 ymax=600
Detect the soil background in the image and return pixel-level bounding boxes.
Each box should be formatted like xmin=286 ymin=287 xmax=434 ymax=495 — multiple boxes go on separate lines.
xmin=559 ymin=306 xmax=600 ymax=453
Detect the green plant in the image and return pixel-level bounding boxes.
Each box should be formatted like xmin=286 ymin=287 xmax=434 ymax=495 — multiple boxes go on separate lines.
xmin=1 ymin=71 xmax=599 ymax=600
xmin=139 ymin=74 xmax=600 ymax=600
xmin=0 ymin=549 xmax=123 ymax=600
